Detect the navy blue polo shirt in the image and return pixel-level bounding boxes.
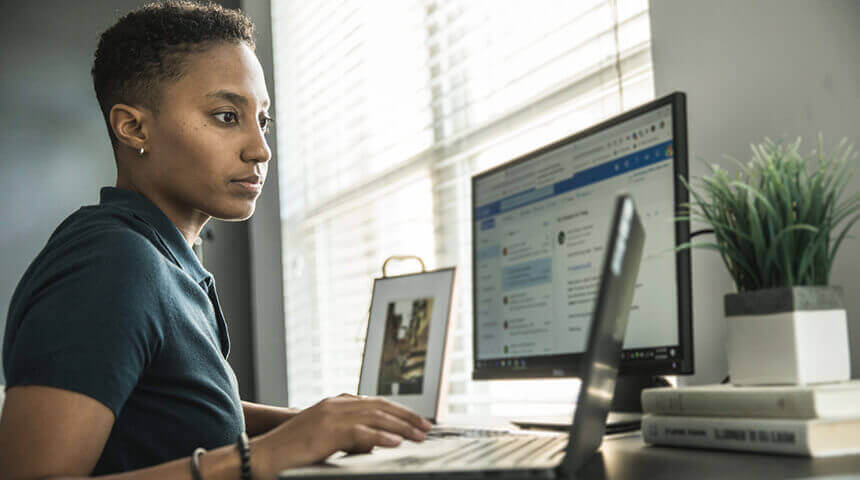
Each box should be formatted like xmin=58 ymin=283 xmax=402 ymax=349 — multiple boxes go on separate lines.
xmin=3 ymin=187 xmax=244 ymax=474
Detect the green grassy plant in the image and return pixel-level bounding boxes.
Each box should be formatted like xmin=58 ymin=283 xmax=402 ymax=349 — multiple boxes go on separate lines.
xmin=679 ymin=135 xmax=859 ymax=292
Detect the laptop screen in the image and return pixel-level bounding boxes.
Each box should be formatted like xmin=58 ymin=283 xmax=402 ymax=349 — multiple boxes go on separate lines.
xmin=562 ymin=195 xmax=645 ymax=474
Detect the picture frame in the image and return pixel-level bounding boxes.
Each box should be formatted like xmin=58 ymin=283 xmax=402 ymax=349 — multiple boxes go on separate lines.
xmin=358 ymin=267 xmax=456 ymax=421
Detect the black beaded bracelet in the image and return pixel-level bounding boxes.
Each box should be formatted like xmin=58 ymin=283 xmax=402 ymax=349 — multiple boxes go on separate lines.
xmin=190 ymin=447 xmax=206 ymax=480
xmin=237 ymin=432 xmax=251 ymax=480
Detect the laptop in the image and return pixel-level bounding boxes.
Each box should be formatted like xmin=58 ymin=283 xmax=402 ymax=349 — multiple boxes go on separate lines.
xmin=279 ymin=194 xmax=645 ymax=479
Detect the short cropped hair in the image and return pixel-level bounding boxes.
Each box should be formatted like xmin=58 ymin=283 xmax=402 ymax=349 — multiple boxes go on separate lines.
xmin=92 ymin=1 xmax=255 ymax=149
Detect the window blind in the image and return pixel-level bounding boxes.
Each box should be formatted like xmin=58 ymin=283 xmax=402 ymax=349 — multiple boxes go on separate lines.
xmin=272 ymin=0 xmax=654 ymax=415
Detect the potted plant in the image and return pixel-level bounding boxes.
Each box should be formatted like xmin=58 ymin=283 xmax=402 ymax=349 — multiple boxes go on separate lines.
xmin=680 ymin=135 xmax=859 ymax=385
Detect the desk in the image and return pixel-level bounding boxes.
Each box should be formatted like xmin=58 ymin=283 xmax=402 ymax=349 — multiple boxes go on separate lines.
xmin=439 ymin=415 xmax=860 ymax=479
xmin=578 ymin=432 xmax=860 ymax=479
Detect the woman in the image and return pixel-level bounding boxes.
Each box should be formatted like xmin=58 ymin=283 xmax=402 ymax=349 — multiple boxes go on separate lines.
xmin=0 ymin=2 xmax=430 ymax=479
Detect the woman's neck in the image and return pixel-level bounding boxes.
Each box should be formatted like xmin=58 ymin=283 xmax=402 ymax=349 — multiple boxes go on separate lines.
xmin=114 ymin=176 xmax=210 ymax=248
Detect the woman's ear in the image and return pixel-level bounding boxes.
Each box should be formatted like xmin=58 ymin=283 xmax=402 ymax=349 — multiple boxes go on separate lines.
xmin=109 ymin=104 xmax=149 ymax=153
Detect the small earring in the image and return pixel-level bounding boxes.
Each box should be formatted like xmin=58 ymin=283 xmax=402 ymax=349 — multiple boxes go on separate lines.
xmin=139 ymin=146 xmax=145 ymax=156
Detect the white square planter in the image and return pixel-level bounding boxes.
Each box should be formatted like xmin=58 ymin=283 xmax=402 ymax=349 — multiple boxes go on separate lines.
xmin=725 ymin=286 xmax=850 ymax=386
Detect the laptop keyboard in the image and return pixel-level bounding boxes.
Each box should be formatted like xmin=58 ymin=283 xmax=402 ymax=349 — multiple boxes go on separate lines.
xmin=278 ymin=431 xmax=569 ymax=476
xmin=426 ymin=425 xmax=514 ymax=439
xmin=417 ymin=434 xmax=566 ymax=467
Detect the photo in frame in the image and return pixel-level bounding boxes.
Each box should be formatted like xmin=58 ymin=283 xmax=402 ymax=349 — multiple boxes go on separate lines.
xmin=358 ymin=267 xmax=456 ymax=421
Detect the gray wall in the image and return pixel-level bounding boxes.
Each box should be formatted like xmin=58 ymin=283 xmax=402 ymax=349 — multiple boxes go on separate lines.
xmin=0 ymin=0 xmax=257 ymax=400
xmin=200 ymin=220 xmax=256 ymax=401
xmin=240 ymin=0 xmax=289 ymax=407
xmin=650 ymin=0 xmax=860 ymax=384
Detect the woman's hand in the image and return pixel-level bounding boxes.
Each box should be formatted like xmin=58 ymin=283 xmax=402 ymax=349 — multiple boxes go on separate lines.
xmin=250 ymin=394 xmax=432 ymax=477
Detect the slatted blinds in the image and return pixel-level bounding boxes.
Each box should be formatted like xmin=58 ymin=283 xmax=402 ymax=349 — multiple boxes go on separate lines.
xmin=271 ymin=0 xmax=654 ymax=415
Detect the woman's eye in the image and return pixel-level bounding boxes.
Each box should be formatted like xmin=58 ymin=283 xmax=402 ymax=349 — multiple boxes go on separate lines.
xmin=215 ymin=112 xmax=238 ymax=124
xmin=260 ymin=116 xmax=274 ymax=133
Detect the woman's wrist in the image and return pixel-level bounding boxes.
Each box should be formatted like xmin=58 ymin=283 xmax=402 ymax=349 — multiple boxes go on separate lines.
xmin=195 ymin=441 xmax=246 ymax=480
xmin=249 ymin=435 xmax=273 ymax=480
xmin=249 ymin=424 xmax=317 ymax=478
xmin=192 ymin=435 xmax=276 ymax=480
xmin=281 ymin=407 xmax=302 ymax=421
xmin=242 ymin=401 xmax=302 ymax=436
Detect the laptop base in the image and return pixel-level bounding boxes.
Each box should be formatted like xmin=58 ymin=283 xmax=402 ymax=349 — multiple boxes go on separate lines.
xmin=511 ymin=412 xmax=642 ymax=435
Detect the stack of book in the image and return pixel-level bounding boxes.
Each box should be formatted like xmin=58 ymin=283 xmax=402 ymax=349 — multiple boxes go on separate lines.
xmin=640 ymin=380 xmax=860 ymax=456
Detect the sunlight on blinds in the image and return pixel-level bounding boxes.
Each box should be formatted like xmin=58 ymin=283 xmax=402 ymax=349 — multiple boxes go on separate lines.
xmin=282 ymin=172 xmax=436 ymax=408
xmin=272 ymin=0 xmax=654 ymax=415
xmin=274 ymin=0 xmax=432 ymax=221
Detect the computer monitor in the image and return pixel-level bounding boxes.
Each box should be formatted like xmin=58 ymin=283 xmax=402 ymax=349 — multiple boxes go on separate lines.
xmin=471 ymin=92 xmax=693 ymax=406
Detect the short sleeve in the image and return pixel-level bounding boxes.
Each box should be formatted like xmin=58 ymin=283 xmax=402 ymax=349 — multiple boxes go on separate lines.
xmin=4 ymin=228 xmax=167 ymax=416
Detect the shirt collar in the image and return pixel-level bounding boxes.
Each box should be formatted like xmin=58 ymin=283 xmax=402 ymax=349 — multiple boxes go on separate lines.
xmin=99 ymin=186 xmax=212 ymax=285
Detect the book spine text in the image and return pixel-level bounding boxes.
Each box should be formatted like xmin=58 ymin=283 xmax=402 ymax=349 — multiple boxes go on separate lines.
xmin=642 ymin=416 xmax=809 ymax=455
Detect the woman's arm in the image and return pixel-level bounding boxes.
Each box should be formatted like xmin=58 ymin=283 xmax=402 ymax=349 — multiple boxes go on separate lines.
xmin=242 ymin=393 xmax=365 ymax=435
xmin=0 ymin=386 xmax=114 ymax=479
xmin=52 ymin=438 xmax=252 ymax=480
xmin=0 ymin=387 xmax=431 ymax=480
xmin=241 ymin=401 xmax=301 ymax=436
xmin=0 ymin=386 xmax=252 ymax=480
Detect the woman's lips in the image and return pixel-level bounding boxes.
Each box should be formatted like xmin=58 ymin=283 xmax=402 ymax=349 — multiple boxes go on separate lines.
xmin=231 ymin=180 xmax=263 ymax=193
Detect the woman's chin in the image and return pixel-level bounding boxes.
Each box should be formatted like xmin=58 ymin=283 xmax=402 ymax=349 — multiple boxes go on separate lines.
xmin=212 ymin=201 xmax=256 ymax=221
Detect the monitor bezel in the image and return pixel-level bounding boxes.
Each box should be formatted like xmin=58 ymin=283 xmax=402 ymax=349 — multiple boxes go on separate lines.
xmin=470 ymin=91 xmax=693 ymax=380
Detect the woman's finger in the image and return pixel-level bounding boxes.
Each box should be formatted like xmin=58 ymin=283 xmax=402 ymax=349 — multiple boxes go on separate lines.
xmin=366 ymin=398 xmax=432 ymax=431
xmin=359 ymin=408 xmax=425 ymax=441
xmin=345 ymin=424 xmax=402 ymax=453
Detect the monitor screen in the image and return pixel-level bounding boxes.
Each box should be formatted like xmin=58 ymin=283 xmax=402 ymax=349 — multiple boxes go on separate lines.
xmin=472 ymin=92 xmax=692 ymax=379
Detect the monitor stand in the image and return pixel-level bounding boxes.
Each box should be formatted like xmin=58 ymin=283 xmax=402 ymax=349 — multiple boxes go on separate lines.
xmin=510 ymin=375 xmax=670 ymax=433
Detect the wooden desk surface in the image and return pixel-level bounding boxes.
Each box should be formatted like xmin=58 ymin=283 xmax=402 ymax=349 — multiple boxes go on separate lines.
xmin=577 ymin=432 xmax=860 ymax=479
